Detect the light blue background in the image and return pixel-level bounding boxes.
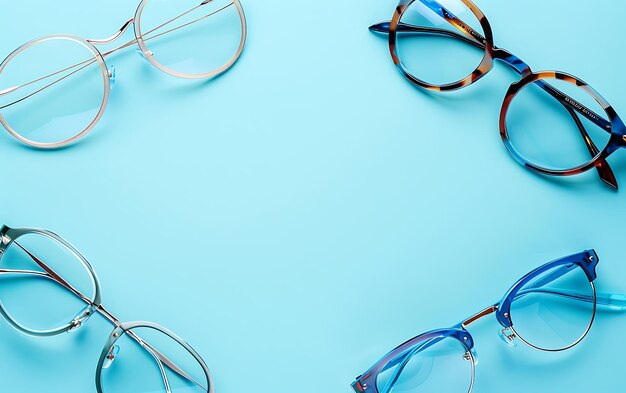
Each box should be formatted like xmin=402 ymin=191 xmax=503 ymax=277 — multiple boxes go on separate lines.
xmin=1 ymin=1 xmax=626 ymax=392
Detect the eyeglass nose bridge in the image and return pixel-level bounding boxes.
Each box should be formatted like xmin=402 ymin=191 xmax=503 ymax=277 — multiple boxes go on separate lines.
xmin=87 ymin=18 xmax=135 ymax=46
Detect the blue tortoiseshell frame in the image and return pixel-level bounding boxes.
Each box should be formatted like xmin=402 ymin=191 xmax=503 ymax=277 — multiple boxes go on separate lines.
xmin=351 ymin=250 xmax=626 ymax=393
xmin=370 ymin=0 xmax=626 ymax=188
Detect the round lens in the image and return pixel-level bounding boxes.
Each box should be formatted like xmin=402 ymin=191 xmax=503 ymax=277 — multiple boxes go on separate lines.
xmin=376 ymin=337 xmax=473 ymax=393
xmin=505 ymin=77 xmax=612 ymax=171
xmin=99 ymin=326 xmax=210 ymax=393
xmin=0 ymin=232 xmax=96 ymax=333
xmin=0 ymin=36 xmax=108 ymax=147
xmin=136 ymin=0 xmax=246 ymax=78
xmin=396 ymin=0 xmax=486 ymax=86
xmin=510 ymin=263 xmax=595 ymax=351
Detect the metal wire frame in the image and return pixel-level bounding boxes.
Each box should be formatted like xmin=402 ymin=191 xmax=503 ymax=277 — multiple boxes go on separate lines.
xmin=0 ymin=0 xmax=247 ymax=149
xmin=0 ymin=225 xmax=213 ymax=393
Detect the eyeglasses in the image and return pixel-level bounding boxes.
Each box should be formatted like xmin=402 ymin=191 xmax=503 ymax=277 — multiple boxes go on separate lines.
xmin=0 ymin=0 xmax=247 ymax=149
xmin=351 ymin=250 xmax=626 ymax=393
xmin=370 ymin=0 xmax=626 ymax=189
xmin=0 ymin=225 xmax=213 ymax=393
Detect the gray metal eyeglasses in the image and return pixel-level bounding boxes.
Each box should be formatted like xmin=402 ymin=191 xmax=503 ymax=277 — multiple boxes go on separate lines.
xmin=0 ymin=0 xmax=247 ymax=149
xmin=0 ymin=225 xmax=213 ymax=393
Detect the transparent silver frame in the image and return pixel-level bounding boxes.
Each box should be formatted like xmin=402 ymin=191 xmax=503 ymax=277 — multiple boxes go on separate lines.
xmin=0 ymin=225 xmax=214 ymax=392
xmin=0 ymin=0 xmax=247 ymax=149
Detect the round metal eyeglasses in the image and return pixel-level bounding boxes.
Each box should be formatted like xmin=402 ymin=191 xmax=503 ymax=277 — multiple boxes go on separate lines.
xmin=0 ymin=225 xmax=214 ymax=393
xmin=0 ymin=0 xmax=247 ymax=149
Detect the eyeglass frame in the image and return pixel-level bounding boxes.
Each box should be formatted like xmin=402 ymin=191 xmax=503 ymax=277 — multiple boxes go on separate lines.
xmin=0 ymin=225 xmax=213 ymax=393
xmin=0 ymin=0 xmax=247 ymax=149
xmin=351 ymin=249 xmax=626 ymax=393
xmin=370 ymin=0 xmax=626 ymax=189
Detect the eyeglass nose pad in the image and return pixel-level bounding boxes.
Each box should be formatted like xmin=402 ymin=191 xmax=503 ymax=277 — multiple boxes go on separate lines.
xmin=135 ymin=48 xmax=154 ymax=62
xmin=107 ymin=66 xmax=116 ymax=88
xmin=68 ymin=306 xmax=94 ymax=333
xmin=102 ymin=345 xmax=120 ymax=369
xmin=462 ymin=348 xmax=479 ymax=366
xmin=498 ymin=327 xmax=518 ymax=348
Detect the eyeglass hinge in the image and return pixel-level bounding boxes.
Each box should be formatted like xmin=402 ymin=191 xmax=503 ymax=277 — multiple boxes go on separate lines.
xmin=0 ymin=235 xmax=11 ymax=254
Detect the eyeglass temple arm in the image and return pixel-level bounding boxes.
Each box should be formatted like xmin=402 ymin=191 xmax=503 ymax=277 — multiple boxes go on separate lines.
xmin=3 ymin=244 xmax=205 ymax=390
xmin=377 ymin=340 xmax=439 ymax=393
xmin=565 ymin=105 xmax=617 ymax=188
xmin=376 ymin=336 xmax=444 ymax=393
xmin=139 ymin=339 xmax=173 ymax=392
xmin=127 ymin=328 xmax=207 ymax=391
xmin=379 ymin=337 xmax=443 ymax=374
xmin=0 ymin=60 xmax=99 ymax=110
xmin=13 ymin=242 xmax=91 ymax=302
xmin=514 ymin=287 xmax=626 ymax=310
xmin=375 ymin=332 xmax=478 ymax=393
xmin=517 ymin=263 xmax=626 ymax=309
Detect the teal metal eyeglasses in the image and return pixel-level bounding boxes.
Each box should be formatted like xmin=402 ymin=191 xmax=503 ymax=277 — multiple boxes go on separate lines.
xmin=0 ymin=225 xmax=213 ymax=393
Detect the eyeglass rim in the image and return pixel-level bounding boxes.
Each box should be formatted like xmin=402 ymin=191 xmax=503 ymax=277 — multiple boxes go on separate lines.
xmin=0 ymin=225 xmax=103 ymax=336
xmin=0 ymin=35 xmax=110 ymax=149
xmin=353 ymin=327 xmax=476 ymax=393
xmin=133 ymin=0 xmax=248 ymax=80
xmin=387 ymin=0 xmax=495 ymax=92
xmin=508 ymin=280 xmax=597 ymax=352
xmin=496 ymin=250 xmax=599 ymax=352
xmin=95 ymin=321 xmax=214 ymax=393
xmin=499 ymin=70 xmax=626 ymax=176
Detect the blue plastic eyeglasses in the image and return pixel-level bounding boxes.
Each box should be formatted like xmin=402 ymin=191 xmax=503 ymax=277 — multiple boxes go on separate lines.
xmin=351 ymin=250 xmax=626 ymax=393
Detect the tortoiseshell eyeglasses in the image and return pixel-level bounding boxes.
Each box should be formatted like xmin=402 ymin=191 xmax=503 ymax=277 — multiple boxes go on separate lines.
xmin=0 ymin=225 xmax=213 ymax=393
xmin=0 ymin=0 xmax=247 ymax=149
xmin=370 ymin=0 xmax=626 ymax=189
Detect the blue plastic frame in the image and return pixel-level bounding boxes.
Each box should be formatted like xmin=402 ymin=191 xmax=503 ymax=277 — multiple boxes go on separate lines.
xmin=351 ymin=250 xmax=626 ymax=393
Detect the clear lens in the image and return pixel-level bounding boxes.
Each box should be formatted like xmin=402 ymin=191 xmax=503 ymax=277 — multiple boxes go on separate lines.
xmin=510 ymin=263 xmax=595 ymax=351
xmin=505 ymin=77 xmax=612 ymax=171
xmin=100 ymin=326 xmax=209 ymax=393
xmin=0 ymin=37 xmax=107 ymax=145
xmin=0 ymin=232 xmax=96 ymax=333
xmin=376 ymin=337 xmax=473 ymax=393
xmin=137 ymin=0 xmax=245 ymax=78
xmin=396 ymin=0 xmax=486 ymax=86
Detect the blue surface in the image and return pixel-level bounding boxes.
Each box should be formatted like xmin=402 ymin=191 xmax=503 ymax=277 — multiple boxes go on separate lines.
xmin=1 ymin=1 xmax=626 ymax=392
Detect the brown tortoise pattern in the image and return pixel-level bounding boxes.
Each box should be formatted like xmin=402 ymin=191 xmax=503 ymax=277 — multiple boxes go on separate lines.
xmin=371 ymin=0 xmax=626 ymax=189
